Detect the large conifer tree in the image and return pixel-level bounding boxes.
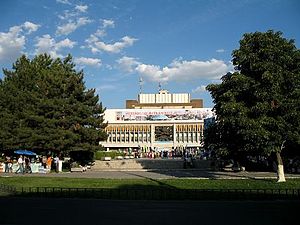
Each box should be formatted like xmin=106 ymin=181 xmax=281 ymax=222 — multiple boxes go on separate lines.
xmin=0 ymin=54 xmax=107 ymax=154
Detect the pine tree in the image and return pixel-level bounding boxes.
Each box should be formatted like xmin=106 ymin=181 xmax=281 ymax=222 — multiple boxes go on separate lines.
xmin=0 ymin=54 xmax=107 ymax=155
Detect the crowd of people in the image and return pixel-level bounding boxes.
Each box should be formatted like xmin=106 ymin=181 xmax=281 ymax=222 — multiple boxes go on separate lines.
xmin=129 ymin=148 xmax=206 ymax=160
xmin=1 ymin=148 xmax=212 ymax=173
xmin=2 ymin=154 xmax=61 ymax=174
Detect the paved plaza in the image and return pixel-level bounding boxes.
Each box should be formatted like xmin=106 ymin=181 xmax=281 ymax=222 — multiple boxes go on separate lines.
xmin=2 ymin=169 xmax=300 ymax=179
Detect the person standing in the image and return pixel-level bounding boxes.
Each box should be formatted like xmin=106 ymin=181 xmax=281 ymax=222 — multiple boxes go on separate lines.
xmin=24 ymin=156 xmax=32 ymax=173
xmin=7 ymin=157 xmax=13 ymax=173
xmin=46 ymin=156 xmax=52 ymax=172
xmin=15 ymin=155 xmax=24 ymax=174
xmin=54 ymin=155 xmax=59 ymax=173
xmin=42 ymin=156 xmax=47 ymax=168
xmin=4 ymin=156 xmax=9 ymax=173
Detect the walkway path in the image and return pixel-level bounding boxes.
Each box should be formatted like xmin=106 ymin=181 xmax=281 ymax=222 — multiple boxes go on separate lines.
xmin=2 ymin=169 xmax=300 ymax=179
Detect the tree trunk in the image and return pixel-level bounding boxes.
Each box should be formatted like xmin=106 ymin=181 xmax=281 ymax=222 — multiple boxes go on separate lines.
xmin=276 ymin=152 xmax=286 ymax=182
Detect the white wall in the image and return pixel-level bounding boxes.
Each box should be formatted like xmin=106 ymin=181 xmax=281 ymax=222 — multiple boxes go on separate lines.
xmin=139 ymin=93 xmax=190 ymax=104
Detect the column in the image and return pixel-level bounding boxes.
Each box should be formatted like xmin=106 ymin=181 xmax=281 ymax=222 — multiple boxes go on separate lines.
xmin=173 ymin=123 xmax=176 ymax=148
xmin=150 ymin=124 xmax=155 ymax=150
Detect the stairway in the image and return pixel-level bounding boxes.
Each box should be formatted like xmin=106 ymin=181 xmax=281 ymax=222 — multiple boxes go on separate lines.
xmin=91 ymin=159 xmax=212 ymax=171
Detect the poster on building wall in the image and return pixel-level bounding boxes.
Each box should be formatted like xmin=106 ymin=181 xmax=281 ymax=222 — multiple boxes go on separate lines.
xmin=114 ymin=109 xmax=215 ymax=121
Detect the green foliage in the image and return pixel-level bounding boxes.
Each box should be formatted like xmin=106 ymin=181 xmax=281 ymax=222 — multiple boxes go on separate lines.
xmin=94 ymin=151 xmax=125 ymax=160
xmin=0 ymin=54 xmax=107 ymax=154
xmin=206 ymin=30 xmax=300 ymax=162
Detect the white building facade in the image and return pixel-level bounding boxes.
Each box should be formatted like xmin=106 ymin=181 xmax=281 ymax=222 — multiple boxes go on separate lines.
xmin=100 ymin=90 xmax=214 ymax=151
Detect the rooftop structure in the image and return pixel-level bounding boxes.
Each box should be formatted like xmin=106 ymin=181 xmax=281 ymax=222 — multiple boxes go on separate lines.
xmin=126 ymin=89 xmax=203 ymax=109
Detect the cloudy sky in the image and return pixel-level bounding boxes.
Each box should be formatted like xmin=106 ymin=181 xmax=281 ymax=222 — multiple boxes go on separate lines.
xmin=0 ymin=0 xmax=299 ymax=108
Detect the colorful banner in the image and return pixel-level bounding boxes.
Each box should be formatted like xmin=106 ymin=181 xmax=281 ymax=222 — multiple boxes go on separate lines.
xmin=114 ymin=109 xmax=214 ymax=121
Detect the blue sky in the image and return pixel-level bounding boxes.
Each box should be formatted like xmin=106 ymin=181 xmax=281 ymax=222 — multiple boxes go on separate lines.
xmin=0 ymin=0 xmax=299 ymax=109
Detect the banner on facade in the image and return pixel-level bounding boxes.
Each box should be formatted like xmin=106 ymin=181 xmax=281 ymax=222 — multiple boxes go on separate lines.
xmin=112 ymin=108 xmax=214 ymax=122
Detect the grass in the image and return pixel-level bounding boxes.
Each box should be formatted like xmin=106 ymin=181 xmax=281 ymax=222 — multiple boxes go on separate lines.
xmin=1 ymin=177 xmax=299 ymax=200
xmin=1 ymin=177 xmax=300 ymax=191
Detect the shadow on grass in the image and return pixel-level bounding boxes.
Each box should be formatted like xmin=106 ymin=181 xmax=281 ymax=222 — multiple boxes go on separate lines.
xmin=3 ymin=184 xmax=299 ymax=201
xmin=125 ymin=158 xmax=280 ymax=181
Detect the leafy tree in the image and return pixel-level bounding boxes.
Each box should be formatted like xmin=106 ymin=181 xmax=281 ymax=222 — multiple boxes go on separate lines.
xmin=207 ymin=30 xmax=300 ymax=182
xmin=0 ymin=54 xmax=107 ymax=156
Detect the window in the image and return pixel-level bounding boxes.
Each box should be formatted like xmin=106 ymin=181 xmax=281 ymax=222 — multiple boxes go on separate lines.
xmin=155 ymin=126 xmax=173 ymax=142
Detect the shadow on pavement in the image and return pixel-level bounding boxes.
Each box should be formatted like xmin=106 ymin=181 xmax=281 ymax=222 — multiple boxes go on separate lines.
xmin=0 ymin=196 xmax=299 ymax=225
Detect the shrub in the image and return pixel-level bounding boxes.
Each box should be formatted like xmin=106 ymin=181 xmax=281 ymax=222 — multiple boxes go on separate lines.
xmin=94 ymin=151 xmax=125 ymax=160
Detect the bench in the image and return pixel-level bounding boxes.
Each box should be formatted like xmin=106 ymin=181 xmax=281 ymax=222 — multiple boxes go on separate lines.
xmin=101 ymin=157 xmax=111 ymax=161
xmin=70 ymin=167 xmax=83 ymax=172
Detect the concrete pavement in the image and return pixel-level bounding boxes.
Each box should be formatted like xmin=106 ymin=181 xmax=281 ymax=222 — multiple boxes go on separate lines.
xmin=2 ymin=169 xmax=300 ymax=179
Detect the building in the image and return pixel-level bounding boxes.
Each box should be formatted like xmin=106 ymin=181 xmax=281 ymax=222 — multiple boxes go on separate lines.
xmin=100 ymin=89 xmax=214 ymax=152
xmin=126 ymin=89 xmax=203 ymax=109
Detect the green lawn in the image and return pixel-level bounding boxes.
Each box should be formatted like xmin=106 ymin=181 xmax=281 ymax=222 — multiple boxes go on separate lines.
xmin=1 ymin=177 xmax=300 ymax=191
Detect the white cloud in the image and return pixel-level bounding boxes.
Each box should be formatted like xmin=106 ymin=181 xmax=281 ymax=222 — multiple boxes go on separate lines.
xmin=75 ymin=5 xmax=88 ymax=13
xmin=136 ymin=63 xmax=164 ymax=81
xmin=87 ymin=36 xmax=137 ymax=53
xmin=192 ymin=85 xmax=207 ymax=93
xmin=102 ymin=19 xmax=115 ymax=28
xmin=56 ymin=4 xmax=91 ymax=35
xmin=56 ymin=0 xmax=71 ymax=5
xmin=85 ymin=19 xmax=137 ymax=54
xmin=74 ymin=57 xmax=101 ymax=67
xmin=216 ymin=49 xmax=225 ymax=53
xmin=0 ymin=26 xmax=25 ymax=62
xmin=84 ymin=19 xmax=114 ymax=48
xmin=0 ymin=22 xmax=40 ymax=62
xmin=77 ymin=17 xmax=91 ymax=26
xmin=56 ymin=17 xmax=92 ymax=35
xmin=94 ymin=29 xmax=106 ymax=38
xmin=117 ymin=57 xmax=231 ymax=82
xmin=35 ymin=34 xmax=76 ymax=58
xmin=56 ymin=23 xmax=77 ymax=36
xmin=58 ymin=4 xmax=89 ymax=21
xmin=58 ymin=10 xmax=77 ymax=20
xmin=55 ymin=38 xmax=76 ymax=50
xmin=117 ymin=56 xmax=140 ymax=72
xmin=23 ymin=21 xmax=40 ymax=34
xmin=35 ymin=34 xmax=54 ymax=54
